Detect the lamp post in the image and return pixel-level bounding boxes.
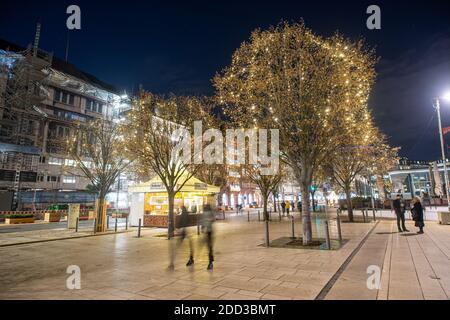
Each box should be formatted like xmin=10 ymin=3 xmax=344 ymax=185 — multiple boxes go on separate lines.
xmin=434 ymin=92 xmax=450 ymax=210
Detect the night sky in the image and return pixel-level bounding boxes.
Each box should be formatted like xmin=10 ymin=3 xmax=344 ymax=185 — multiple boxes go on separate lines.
xmin=1 ymin=0 xmax=450 ymax=161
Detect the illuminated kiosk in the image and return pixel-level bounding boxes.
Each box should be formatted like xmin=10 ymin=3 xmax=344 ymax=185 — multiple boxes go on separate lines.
xmin=128 ymin=175 xmax=220 ymax=228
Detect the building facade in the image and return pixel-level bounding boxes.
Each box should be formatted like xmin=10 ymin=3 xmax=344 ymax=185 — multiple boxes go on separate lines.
xmin=0 ymin=39 xmax=130 ymax=210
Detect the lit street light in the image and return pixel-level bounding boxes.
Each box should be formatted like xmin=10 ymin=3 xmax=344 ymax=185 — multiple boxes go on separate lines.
xmin=434 ymin=91 xmax=450 ymax=211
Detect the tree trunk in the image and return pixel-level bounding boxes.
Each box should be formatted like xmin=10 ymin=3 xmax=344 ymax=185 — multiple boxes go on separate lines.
xmin=96 ymin=192 xmax=107 ymax=232
xmin=300 ymin=182 xmax=312 ymax=245
xmin=167 ymin=191 xmax=175 ymax=239
xmin=345 ymin=187 xmax=354 ymax=222
xmin=263 ymin=194 xmax=270 ymax=247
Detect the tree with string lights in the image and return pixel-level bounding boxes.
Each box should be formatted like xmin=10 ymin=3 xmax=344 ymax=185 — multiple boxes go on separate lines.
xmin=326 ymin=123 xmax=398 ymax=221
xmin=214 ymin=21 xmax=377 ymax=244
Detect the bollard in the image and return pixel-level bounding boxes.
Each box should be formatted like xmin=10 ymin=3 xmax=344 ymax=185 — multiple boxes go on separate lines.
xmin=258 ymin=210 xmax=260 ymax=221
xmin=248 ymin=210 xmax=250 ymax=222
xmin=107 ymin=216 xmax=110 ymax=230
xmin=115 ymin=217 xmax=118 ymax=232
xmin=223 ymin=210 xmax=225 ymax=220
xmin=269 ymin=210 xmax=272 ymax=221
xmin=324 ymin=220 xmax=331 ymax=250
xmin=75 ymin=217 xmax=79 ymax=233
xmin=372 ymin=209 xmax=376 ymax=222
xmin=137 ymin=218 xmax=142 ymax=238
xmin=336 ymin=211 xmax=342 ymax=243
xmin=197 ymin=217 xmax=200 ymax=235
xmin=125 ymin=215 xmax=128 ymax=230
xmin=290 ymin=215 xmax=295 ymax=239
xmin=362 ymin=209 xmax=366 ymax=223
xmin=93 ymin=218 xmax=97 ymax=234
xmin=279 ymin=210 xmax=281 ymax=222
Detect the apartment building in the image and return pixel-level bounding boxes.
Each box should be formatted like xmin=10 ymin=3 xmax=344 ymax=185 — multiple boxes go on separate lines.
xmin=0 ymin=38 xmax=130 ymax=210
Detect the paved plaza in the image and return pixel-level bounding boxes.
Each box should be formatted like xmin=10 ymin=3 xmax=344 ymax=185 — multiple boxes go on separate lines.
xmin=0 ymin=211 xmax=449 ymax=300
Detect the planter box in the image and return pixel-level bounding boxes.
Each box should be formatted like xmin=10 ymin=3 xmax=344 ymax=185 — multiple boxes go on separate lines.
xmin=44 ymin=212 xmax=61 ymax=222
xmin=438 ymin=211 xmax=450 ymax=225
xmin=5 ymin=217 xmax=35 ymax=224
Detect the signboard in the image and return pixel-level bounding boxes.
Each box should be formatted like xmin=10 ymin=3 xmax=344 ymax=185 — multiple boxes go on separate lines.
xmin=67 ymin=203 xmax=80 ymax=229
xmin=150 ymin=182 xmax=164 ymax=189
xmin=194 ymin=183 xmax=207 ymax=190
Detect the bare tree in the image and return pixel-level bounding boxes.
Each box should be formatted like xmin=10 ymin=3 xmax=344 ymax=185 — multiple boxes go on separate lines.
xmin=66 ymin=119 xmax=130 ymax=232
xmin=124 ymin=92 xmax=209 ymax=238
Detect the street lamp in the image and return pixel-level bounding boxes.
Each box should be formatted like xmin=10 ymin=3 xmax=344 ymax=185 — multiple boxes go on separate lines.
xmin=434 ymin=91 xmax=450 ymax=210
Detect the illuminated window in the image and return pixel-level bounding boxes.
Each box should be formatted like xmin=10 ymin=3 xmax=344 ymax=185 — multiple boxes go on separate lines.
xmin=63 ymin=176 xmax=76 ymax=184
xmin=65 ymin=159 xmax=76 ymax=166
xmin=48 ymin=157 xmax=63 ymax=165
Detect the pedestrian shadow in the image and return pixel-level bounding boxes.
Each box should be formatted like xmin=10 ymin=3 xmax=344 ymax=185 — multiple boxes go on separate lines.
xmin=400 ymin=233 xmax=419 ymax=237
xmin=376 ymin=232 xmax=398 ymax=235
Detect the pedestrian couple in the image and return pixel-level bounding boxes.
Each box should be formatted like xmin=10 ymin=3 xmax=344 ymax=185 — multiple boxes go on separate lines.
xmin=168 ymin=204 xmax=215 ymax=271
xmin=392 ymin=194 xmax=425 ymax=234
xmin=280 ymin=200 xmax=292 ymax=215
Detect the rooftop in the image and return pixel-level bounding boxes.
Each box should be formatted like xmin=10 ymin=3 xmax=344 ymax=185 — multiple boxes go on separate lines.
xmin=0 ymin=38 xmax=120 ymax=94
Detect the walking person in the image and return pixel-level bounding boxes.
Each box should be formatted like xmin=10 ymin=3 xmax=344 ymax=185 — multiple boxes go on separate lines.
xmin=281 ymin=201 xmax=286 ymax=215
xmin=392 ymin=194 xmax=409 ymax=232
xmin=202 ymin=204 xmax=216 ymax=270
xmin=411 ymin=197 xmax=425 ymax=234
xmin=285 ymin=200 xmax=290 ymax=215
xmin=168 ymin=206 xmax=194 ymax=270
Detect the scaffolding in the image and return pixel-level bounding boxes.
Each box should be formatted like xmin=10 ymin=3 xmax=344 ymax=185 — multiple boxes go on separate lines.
xmin=0 ymin=30 xmax=53 ymax=209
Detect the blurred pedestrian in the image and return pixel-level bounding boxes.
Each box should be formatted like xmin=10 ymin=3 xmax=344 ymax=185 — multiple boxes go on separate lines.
xmin=411 ymin=197 xmax=425 ymax=234
xmin=281 ymin=201 xmax=286 ymax=214
xmin=168 ymin=206 xmax=194 ymax=270
xmin=285 ymin=200 xmax=290 ymax=215
xmin=202 ymin=204 xmax=215 ymax=270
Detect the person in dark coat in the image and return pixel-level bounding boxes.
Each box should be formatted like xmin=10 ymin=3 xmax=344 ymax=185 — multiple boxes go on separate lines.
xmin=392 ymin=194 xmax=409 ymax=232
xmin=411 ymin=197 xmax=425 ymax=234
xmin=280 ymin=201 xmax=286 ymax=214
